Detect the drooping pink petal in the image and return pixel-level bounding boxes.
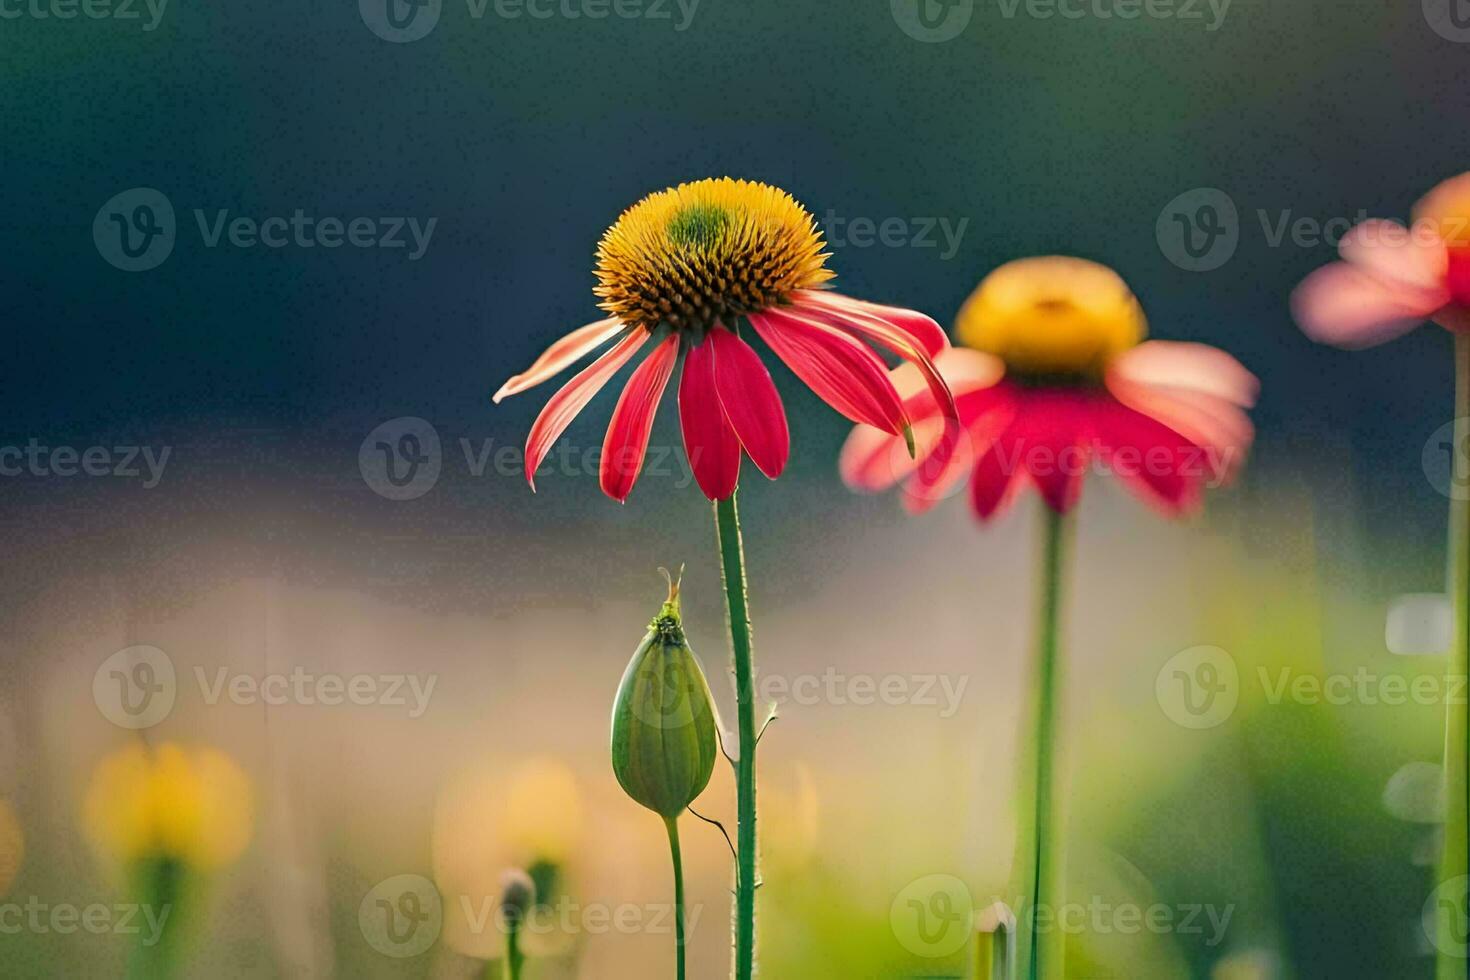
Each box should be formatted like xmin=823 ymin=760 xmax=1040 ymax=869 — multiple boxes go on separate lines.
xmin=679 ymin=334 xmax=742 ymax=501
xmin=1106 ymin=341 xmax=1258 ymax=408
xmin=748 ymin=308 xmax=908 ymax=435
xmin=788 ymin=293 xmax=960 ymax=430
xmin=839 ymin=424 xmax=912 ymax=494
xmin=1108 ymin=382 xmax=1254 ymax=484
xmin=901 ymin=386 xmax=1017 ymax=514
xmin=887 ymin=347 xmax=1006 ymax=410
xmin=600 ymin=334 xmax=679 ymax=502
xmin=791 ymin=290 xmax=949 ymax=358
xmin=523 ymin=329 xmax=649 ymax=490
xmin=1090 ymin=398 xmax=1203 ymax=517
xmin=1338 ymin=219 xmax=1448 ymax=291
xmin=841 ymin=349 xmax=1008 ymax=496
xmin=707 ymin=324 xmax=790 ymax=479
xmin=1013 ymin=391 xmax=1091 ymax=514
xmin=970 ymin=418 xmax=1027 ymax=522
xmin=494 ymin=318 xmax=627 ymax=403
xmin=1291 ymin=261 xmax=1447 ymax=349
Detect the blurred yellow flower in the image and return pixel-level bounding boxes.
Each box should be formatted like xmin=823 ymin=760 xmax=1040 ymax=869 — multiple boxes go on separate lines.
xmin=954 ymin=256 xmax=1146 ymax=376
xmin=83 ymin=742 xmax=253 ymax=871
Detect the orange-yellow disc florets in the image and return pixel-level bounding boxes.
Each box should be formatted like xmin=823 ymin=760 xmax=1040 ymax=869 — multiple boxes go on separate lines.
xmin=594 ymin=177 xmax=833 ymax=333
xmin=954 ymin=256 xmax=1146 ymax=378
xmin=1413 ymin=171 xmax=1470 ymax=247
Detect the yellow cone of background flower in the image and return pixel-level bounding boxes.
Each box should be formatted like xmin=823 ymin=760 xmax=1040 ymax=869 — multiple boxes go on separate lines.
xmin=83 ymin=742 xmax=253 ymax=871
xmin=954 ymin=256 xmax=1146 ymax=376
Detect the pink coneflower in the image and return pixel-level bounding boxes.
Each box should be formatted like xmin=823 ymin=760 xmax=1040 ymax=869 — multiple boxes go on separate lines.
xmin=841 ymin=256 xmax=1258 ymax=520
xmin=1292 ymin=173 xmax=1470 ymax=978
xmin=493 ymin=177 xmax=955 ymax=502
xmin=839 ymin=256 xmax=1258 ymax=980
xmin=1292 ymin=172 xmax=1470 ymax=347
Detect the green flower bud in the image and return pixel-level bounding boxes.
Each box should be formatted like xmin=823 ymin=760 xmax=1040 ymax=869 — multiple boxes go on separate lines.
xmin=610 ymin=568 xmax=719 ymax=819
xmin=499 ymin=868 xmax=536 ymax=929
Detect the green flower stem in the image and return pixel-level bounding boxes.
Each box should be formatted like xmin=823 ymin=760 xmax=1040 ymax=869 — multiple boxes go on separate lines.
xmin=1016 ymin=507 xmax=1070 ymax=980
xmin=1440 ymin=333 xmax=1470 ymax=979
xmin=714 ymin=490 xmax=758 ymax=980
xmin=126 ymin=856 xmax=186 ymax=980
xmin=666 ymin=815 xmax=688 ymax=980
xmin=503 ymin=919 xmax=524 ymax=980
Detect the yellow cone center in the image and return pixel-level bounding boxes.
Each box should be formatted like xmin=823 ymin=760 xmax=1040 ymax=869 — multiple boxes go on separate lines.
xmin=954 ymin=256 xmax=1146 ymax=377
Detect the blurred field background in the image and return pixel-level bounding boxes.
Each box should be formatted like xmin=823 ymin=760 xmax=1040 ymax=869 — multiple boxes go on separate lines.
xmin=3 ymin=0 xmax=1467 ymax=976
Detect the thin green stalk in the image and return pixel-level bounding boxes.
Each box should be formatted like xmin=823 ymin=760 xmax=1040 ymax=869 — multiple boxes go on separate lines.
xmin=1015 ymin=507 xmax=1070 ymax=980
xmin=1439 ymin=334 xmax=1470 ymax=979
xmin=666 ymin=816 xmax=688 ymax=980
xmin=503 ymin=919 xmax=524 ymax=980
xmin=714 ymin=490 xmax=758 ymax=980
xmin=126 ymin=856 xmax=186 ymax=980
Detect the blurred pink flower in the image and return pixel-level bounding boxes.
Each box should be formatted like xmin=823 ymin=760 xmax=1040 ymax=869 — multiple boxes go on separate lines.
xmin=841 ymin=257 xmax=1258 ymax=521
xmin=1293 ymin=172 xmax=1470 ymax=348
